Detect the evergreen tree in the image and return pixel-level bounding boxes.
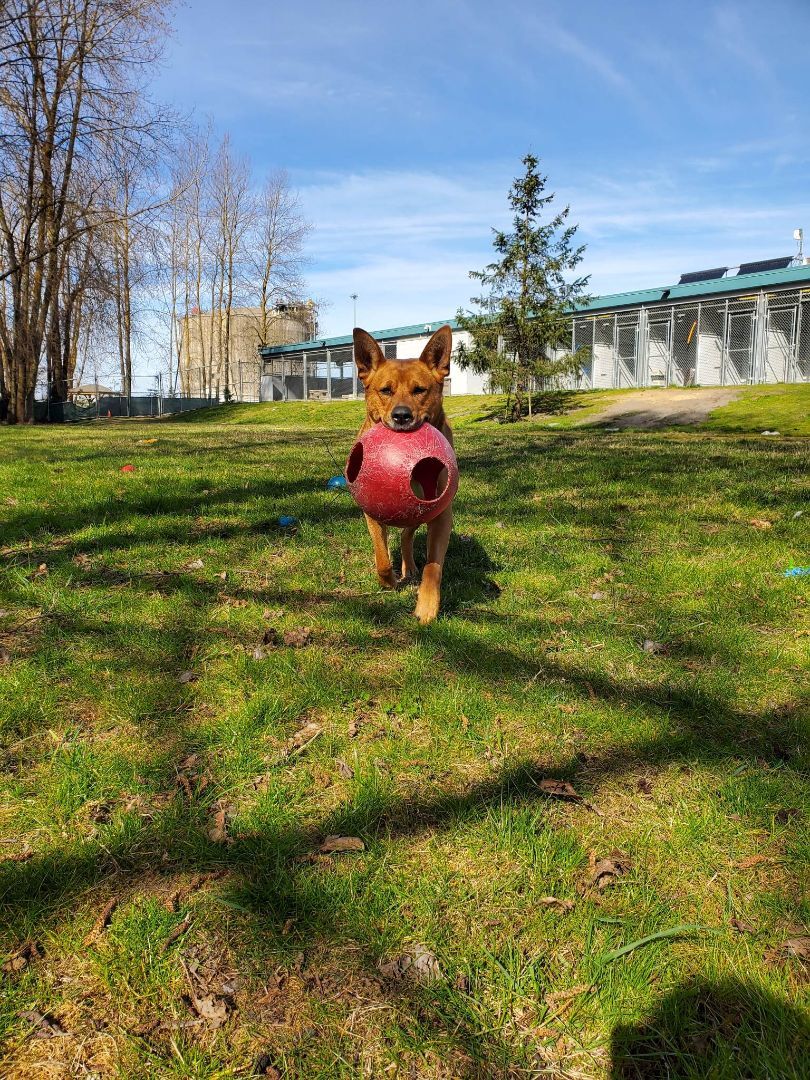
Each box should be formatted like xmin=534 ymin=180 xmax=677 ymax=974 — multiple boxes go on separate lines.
xmin=456 ymin=154 xmax=590 ymax=419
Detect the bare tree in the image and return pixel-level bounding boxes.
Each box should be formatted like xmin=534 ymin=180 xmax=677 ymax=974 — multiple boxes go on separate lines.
xmin=0 ymin=0 xmax=173 ymax=423
xmin=207 ymin=135 xmax=252 ymax=399
xmin=252 ymin=170 xmax=310 ymax=347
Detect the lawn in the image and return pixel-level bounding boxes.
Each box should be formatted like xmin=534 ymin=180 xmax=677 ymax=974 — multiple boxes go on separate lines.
xmin=0 ymin=405 xmax=808 ymax=1079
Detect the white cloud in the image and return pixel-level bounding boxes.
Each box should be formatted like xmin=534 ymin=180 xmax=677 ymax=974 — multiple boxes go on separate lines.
xmin=294 ymin=159 xmax=808 ymax=335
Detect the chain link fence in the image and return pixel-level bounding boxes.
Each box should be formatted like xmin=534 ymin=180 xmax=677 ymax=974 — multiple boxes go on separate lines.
xmin=33 ymin=370 xmax=219 ymax=422
xmin=567 ymin=288 xmax=810 ymax=389
xmin=259 ymin=342 xmax=397 ymax=402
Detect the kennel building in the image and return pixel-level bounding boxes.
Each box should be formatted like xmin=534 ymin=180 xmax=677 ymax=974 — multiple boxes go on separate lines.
xmin=259 ymin=260 xmax=810 ymax=400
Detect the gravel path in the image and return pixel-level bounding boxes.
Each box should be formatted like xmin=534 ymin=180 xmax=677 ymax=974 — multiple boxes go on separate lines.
xmin=581 ymin=387 xmax=742 ymax=429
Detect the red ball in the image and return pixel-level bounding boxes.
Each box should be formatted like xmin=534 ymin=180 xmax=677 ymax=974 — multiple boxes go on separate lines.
xmin=345 ymin=422 xmax=459 ymax=528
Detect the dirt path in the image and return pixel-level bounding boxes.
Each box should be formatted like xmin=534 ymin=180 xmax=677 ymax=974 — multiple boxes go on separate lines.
xmin=580 ymin=387 xmax=742 ymax=429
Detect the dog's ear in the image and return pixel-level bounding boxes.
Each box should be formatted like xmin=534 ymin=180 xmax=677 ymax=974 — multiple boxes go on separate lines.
xmin=419 ymin=325 xmax=453 ymax=382
xmin=353 ymin=328 xmax=385 ymax=384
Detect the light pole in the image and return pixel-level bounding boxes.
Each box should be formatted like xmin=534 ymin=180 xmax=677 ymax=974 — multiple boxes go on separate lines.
xmin=350 ymin=293 xmax=358 ymax=329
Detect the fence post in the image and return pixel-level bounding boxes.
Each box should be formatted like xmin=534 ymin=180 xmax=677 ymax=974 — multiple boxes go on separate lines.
xmin=637 ymin=308 xmax=649 ymax=387
xmin=303 ymin=351 xmax=308 ymax=400
xmin=753 ymin=293 xmax=767 ymax=384
xmin=352 ymin=346 xmax=357 ymax=399
xmin=326 ymin=348 xmax=332 ymax=400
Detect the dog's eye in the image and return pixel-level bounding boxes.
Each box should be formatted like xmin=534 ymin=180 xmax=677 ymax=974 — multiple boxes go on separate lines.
xmin=412 ymin=387 xmax=427 ymax=395
xmin=379 ymin=387 xmax=393 ymax=396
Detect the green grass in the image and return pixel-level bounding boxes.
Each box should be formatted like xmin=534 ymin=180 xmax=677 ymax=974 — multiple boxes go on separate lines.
xmin=704 ymin=384 xmax=810 ymax=437
xmin=0 ymin=405 xmax=808 ymax=1078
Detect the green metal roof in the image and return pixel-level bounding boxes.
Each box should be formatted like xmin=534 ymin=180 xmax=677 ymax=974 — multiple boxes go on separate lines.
xmin=260 ymin=319 xmax=460 ymax=356
xmin=261 ymin=263 xmax=810 ymax=355
xmin=574 ymin=262 xmax=810 ymax=314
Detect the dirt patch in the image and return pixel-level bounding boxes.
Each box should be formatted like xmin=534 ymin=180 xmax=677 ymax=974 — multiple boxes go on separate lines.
xmin=580 ymin=388 xmax=742 ymax=430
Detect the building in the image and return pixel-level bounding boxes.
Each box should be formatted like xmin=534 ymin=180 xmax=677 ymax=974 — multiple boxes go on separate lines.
xmin=258 ymin=259 xmax=810 ymax=400
xmin=180 ymin=302 xmax=316 ymax=401
xmin=569 ymin=258 xmax=810 ymax=388
xmin=259 ymin=321 xmax=490 ymax=401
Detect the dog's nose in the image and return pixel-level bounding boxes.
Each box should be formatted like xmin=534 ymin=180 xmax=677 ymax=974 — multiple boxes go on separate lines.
xmin=391 ymin=406 xmax=413 ymax=425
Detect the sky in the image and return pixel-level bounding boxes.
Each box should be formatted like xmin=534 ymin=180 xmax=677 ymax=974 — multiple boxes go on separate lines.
xmin=153 ymin=0 xmax=810 ymax=338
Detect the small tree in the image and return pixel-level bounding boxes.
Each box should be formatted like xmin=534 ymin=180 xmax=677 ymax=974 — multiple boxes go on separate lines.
xmin=456 ymin=154 xmax=589 ymax=419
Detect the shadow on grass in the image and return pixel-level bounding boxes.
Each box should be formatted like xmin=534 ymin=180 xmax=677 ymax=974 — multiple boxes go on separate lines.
xmin=610 ymin=978 xmax=810 ymax=1079
xmin=474 ymin=389 xmax=586 ymax=423
xmin=1 ymin=427 xmax=807 ymax=1072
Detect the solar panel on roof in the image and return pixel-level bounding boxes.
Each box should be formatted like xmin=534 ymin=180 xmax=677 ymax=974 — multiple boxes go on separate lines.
xmin=678 ymin=267 xmax=728 ymax=284
xmin=737 ymin=256 xmax=793 ymax=276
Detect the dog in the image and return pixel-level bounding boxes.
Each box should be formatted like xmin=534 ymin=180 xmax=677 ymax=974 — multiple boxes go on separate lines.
xmin=352 ymin=324 xmax=454 ymax=625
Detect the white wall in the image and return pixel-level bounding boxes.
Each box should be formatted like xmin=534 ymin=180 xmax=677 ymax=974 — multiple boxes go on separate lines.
xmin=395 ymin=328 xmax=490 ymax=394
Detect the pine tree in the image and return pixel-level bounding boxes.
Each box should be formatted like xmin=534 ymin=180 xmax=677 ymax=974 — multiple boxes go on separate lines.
xmin=456 ymin=155 xmax=590 ymax=419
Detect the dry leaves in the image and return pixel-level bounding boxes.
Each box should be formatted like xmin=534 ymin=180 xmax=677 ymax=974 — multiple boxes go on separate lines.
xmin=636 ymin=777 xmax=654 ymax=796
xmin=190 ymin=993 xmax=229 ymax=1028
xmin=19 ymin=1010 xmax=67 ymax=1038
xmin=184 ymin=557 xmax=205 ymax=570
xmin=730 ymin=917 xmax=756 ymax=934
xmin=318 ymin=835 xmax=365 ymax=854
xmin=176 ymin=754 xmax=211 ymax=800
xmin=207 ymin=802 xmax=233 ymax=844
xmin=748 ymin=518 xmax=773 ymax=530
xmin=765 ymin=936 xmax=810 ymax=966
xmin=586 ymin=850 xmax=632 ymax=891
xmin=282 ymin=721 xmax=322 ymax=757
xmin=253 ymin=626 xmax=312 ymax=660
xmin=783 ymin=936 xmax=810 ymax=961
xmin=733 ymin=854 xmax=771 ymax=869
xmin=378 ymin=944 xmax=441 ymax=983
xmin=538 ymin=897 xmax=575 ymax=913
xmin=2 ymin=939 xmax=42 ymax=974
xmin=178 ymin=670 xmax=197 ymax=685
xmin=641 ymin=639 xmax=668 ymax=655
xmin=335 ymin=759 xmax=355 ymax=779
xmin=537 ymin=778 xmax=581 ymax=801
xmin=253 ymin=1054 xmax=282 ymax=1078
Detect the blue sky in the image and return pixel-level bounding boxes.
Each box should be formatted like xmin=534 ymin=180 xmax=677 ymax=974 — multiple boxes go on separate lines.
xmin=155 ymin=0 xmax=810 ymax=337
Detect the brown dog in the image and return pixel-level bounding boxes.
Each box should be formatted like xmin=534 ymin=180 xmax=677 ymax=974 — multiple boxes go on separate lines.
xmin=353 ymin=324 xmax=454 ymax=625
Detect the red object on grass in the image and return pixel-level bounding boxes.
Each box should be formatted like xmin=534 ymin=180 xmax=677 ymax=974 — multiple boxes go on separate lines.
xmin=120 ymin=464 xmax=135 ymax=472
xmin=345 ymin=422 xmax=458 ymax=528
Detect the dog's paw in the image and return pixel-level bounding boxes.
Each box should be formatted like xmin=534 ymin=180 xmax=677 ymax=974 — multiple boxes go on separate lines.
xmin=413 ymin=596 xmax=439 ymax=624
xmin=378 ymin=568 xmax=397 ymax=590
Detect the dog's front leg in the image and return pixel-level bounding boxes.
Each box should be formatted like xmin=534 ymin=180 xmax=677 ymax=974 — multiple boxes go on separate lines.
xmin=414 ymin=505 xmax=452 ymax=624
xmin=400 ymin=526 xmax=419 ymax=582
xmin=364 ymin=514 xmax=396 ymax=589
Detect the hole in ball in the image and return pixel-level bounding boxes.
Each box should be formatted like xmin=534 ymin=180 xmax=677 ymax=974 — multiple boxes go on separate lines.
xmin=346 ymin=442 xmax=364 ymax=483
xmin=410 ymin=456 xmax=448 ymax=502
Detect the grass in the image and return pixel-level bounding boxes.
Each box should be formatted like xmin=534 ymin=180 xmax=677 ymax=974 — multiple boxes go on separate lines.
xmin=0 ymin=402 xmax=808 ymax=1078
xmin=704 ymin=384 xmax=810 ymax=437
